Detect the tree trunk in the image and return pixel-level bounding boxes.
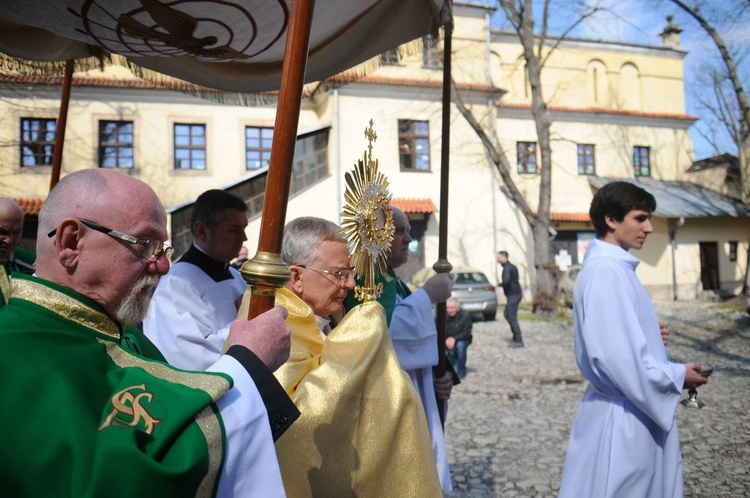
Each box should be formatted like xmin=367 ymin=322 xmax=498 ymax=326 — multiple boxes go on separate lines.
xmin=519 ymin=0 xmax=557 ymax=314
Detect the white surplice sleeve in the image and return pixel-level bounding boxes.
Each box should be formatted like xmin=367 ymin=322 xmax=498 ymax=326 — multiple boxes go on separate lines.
xmin=143 ymin=265 xmax=244 ymax=371
xmin=388 ymin=287 xmax=451 ymax=491
xmin=388 ymin=288 xmax=439 ymax=370
xmin=577 ymin=263 xmax=686 ymax=431
xmin=207 ymin=355 xmax=286 ymax=498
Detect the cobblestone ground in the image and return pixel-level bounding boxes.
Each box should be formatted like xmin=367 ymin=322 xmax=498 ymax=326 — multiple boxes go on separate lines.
xmin=444 ymin=300 xmax=750 ymax=497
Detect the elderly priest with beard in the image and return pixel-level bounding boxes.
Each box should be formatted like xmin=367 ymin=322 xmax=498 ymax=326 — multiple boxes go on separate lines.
xmin=0 ymin=169 xmax=298 ymax=497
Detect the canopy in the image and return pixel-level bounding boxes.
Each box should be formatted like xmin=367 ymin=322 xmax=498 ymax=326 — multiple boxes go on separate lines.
xmin=0 ymin=0 xmax=446 ymax=92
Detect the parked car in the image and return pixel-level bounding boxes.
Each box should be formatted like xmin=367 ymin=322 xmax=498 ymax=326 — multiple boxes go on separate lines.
xmin=409 ymin=266 xmax=498 ymax=321
xmin=557 ymin=264 xmax=581 ymax=309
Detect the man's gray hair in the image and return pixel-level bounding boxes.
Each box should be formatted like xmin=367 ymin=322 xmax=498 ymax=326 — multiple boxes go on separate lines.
xmin=281 ymin=217 xmax=346 ymax=266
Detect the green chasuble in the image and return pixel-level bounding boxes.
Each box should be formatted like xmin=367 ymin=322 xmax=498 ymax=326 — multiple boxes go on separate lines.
xmin=343 ymin=272 xmax=402 ymax=325
xmin=0 ymin=274 xmax=232 ymax=497
xmin=8 ymin=246 xmax=36 ymax=274
xmin=1 ymin=247 xmax=37 ymax=309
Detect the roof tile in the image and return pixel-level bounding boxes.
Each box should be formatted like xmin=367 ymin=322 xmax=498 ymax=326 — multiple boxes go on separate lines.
xmin=391 ymin=198 xmax=437 ymax=214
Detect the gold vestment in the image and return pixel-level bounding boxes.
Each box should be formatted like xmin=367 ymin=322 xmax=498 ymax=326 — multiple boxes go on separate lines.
xmin=242 ymin=288 xmax=441 ymax=497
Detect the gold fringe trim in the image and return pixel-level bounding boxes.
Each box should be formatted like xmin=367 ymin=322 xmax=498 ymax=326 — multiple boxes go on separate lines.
xmin=0 ymin=27 xmax=444 ymax=105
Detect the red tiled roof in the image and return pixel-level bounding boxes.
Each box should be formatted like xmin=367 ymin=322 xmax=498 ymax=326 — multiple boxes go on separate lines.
xmin=14 ymin=198 xmax=44 ymax=216
xmin=498 ymin=102 xmax=697 ymax=122
xmin=550 ymin=211 xmax=590 ymax=223
xmin=320 ymin=74 xmax=503 ymax=94
xmin=391 ymin=198 xmax=437 ymax=214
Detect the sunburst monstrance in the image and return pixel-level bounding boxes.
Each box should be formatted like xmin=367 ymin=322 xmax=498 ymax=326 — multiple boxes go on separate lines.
xmin=341 ymin=120 xmax=394 ymax=302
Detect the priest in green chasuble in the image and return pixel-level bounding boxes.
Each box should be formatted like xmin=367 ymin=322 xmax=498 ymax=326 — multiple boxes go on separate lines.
xmin=0 ymin=169 xmax=298 ymax=497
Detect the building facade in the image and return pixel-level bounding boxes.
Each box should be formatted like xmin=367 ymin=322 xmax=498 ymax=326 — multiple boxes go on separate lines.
xmin=1 ymin=2 xmax=747 ymax=301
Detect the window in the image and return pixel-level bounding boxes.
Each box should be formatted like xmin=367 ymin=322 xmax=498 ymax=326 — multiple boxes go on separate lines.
xmin=422 ymin=35 xmax=441 ymax=69
xmin=20 ymin=118 xmax=56 ymax=167
xmin=398 ymin=120 xmax=430 ymax=171
xmin=517 ymin=142 xmax=538 ymax=174
xmin=729 ymin=241 xmax=738 ymax=262
xmin=577 ymin=144 xmax=595 ymax=175
xmin=99 ymin=120 xmax=134 ymax=168
xmin=291 ymin=128 xmax=329 ymax=195
xmin=380 ymin=49 xmax=401 ymax=65
xmin=245 ymin=126 xmax=273 ymax=170
xmin=619 ymin=63 xmax=641 ymax=109
xmin=587 ymin=59 xmax=608 ymax=106
xmin=633 ymin=146 xmax=650 ymax=177
xmin=174 ymin=123 xmax=206 ymax=170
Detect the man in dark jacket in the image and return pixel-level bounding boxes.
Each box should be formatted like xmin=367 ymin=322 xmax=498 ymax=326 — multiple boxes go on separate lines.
xmin=498 ymin=250 xmax=524 ymax=347
xmin=445 ymin=297 xmax=472 ymax=377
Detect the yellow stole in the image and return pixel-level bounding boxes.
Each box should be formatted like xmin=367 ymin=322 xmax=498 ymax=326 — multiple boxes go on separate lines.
xmin=240 ymin=287 xmax=441 ymax=497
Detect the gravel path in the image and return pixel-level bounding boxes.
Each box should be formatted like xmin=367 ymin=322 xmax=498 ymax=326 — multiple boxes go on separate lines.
xmin=444 ymin=300 xmax=750 ymax=497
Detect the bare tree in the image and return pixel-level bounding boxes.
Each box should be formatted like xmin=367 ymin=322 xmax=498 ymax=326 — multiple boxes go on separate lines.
xmin=667 ymin=0 xmax=750 ymax=205
xmin=666 ymin=0 xmax=750 ymax=298
xmin=453 ymin=0 xmax=602 ymax=315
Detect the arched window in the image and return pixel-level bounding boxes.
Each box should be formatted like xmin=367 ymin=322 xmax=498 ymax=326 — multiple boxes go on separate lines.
xmin=512 ymin=55 xmax=529 ymax=99
xmin=619 ymin=63 xmax=641 ymax=109
xmin=587 ymin=60 xmax=608 ymax=106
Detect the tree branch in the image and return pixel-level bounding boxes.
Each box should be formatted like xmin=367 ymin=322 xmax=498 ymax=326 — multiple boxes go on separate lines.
xmin=451 ymin=78 xmax=538 ymax=226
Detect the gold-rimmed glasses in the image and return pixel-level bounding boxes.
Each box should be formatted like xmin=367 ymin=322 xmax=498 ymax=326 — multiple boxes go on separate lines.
xmin=297 ymin=265 xmax=353 ymax=286
xmin=48 ymin=219 xmax=174 ymax=262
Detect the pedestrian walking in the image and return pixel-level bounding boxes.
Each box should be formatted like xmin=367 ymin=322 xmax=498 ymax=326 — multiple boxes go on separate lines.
xmin=497 ymin=250 xmax=524 ymax=347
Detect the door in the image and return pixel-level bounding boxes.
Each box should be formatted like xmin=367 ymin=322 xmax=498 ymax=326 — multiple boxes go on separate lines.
xmin=699 ymin=242 xmax=719 ymax=291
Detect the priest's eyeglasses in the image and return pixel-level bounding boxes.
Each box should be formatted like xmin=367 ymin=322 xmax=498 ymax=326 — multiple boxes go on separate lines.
xmin=297 ymin=265 xmax=353 ymax=285
xmin=48 ymin=219 xmax=174 ymax=262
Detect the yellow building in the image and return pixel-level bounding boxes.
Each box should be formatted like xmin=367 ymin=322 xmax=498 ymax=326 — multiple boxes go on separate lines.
xmin=1 ymin=2 xmax=747 ymax=302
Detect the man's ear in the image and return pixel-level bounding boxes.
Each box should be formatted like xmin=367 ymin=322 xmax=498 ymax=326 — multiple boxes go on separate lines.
xmin=288 ymin=265 xmax=304 ymax=293
xmin=604 ymin=214 xmax=618 ymax=232
xmin=193 ymin=220 xmax=208 ymax=243
xmin=56 ymin=220 xmax=82 ymax=270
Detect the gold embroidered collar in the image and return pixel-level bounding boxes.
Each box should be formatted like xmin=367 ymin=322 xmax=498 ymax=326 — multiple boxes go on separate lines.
xmin=11 ymin=278 xmax=122 ymax=340
xmin=0 ymin=266 xmax=9 ymax=304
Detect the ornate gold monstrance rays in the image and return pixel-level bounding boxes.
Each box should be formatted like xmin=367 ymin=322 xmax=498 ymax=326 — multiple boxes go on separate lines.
xmin=341 ymin=120 xmax=394 ymax=303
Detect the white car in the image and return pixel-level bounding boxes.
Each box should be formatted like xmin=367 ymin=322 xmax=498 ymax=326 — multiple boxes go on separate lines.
xmin=409 ymin=266 xmax=499 ymax=321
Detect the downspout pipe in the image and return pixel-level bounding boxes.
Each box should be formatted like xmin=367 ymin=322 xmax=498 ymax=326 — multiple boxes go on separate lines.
xmin=334 ymin=88 xmax=342 ymax=223
xmin=669 ymin=216 xmax=685 ymax=300
xmin=485 ymin=11 xmax=500 ymax=283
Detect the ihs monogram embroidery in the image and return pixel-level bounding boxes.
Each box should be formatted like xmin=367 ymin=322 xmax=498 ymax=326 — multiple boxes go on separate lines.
xmin=99 ymin=384 xmax=162 ymax=434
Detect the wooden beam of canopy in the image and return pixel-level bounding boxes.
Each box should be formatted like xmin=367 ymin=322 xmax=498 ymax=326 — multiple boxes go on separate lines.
xmin=49 ymin=60 xmax=73 ymax=190
xmin=240 ymin=0 xmax=314 ymax=318
xmin=433 ymin=20 xmax=453 ymax=427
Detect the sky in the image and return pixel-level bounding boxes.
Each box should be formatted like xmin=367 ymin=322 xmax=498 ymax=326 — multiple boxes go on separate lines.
xmin=486 ymin=0 xmax=749 ymax=160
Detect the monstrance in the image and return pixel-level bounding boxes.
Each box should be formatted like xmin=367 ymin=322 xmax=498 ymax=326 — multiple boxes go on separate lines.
xmin=341 ymin=120 xmax=394 ymax=303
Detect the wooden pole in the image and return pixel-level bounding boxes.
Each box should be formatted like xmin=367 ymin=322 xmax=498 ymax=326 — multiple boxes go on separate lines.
xmin=241 ymin=0 xmax=316 ymax=319
xmin=49 ymin=59 xmax=74 ymax=191
xmin=433 ymin=21 xmax=453 ymax=427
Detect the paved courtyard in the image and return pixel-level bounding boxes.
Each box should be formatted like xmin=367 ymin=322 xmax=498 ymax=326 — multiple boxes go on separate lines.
xmin=444 ymin=300 xmax=750 ymax=497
